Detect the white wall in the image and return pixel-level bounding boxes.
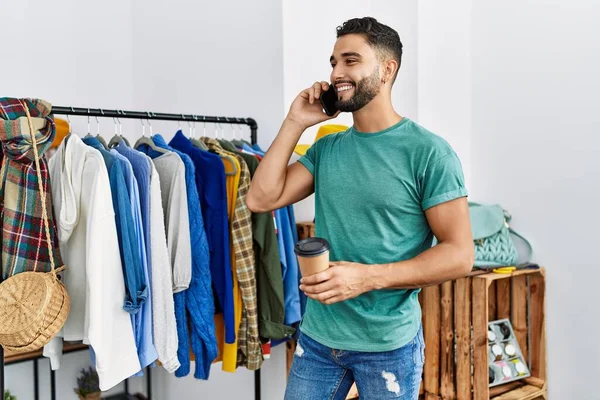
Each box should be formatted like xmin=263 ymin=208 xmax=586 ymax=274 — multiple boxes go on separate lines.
xmin=283 ymin=0 xmax=419 ymax=222
xmin=470 ymin=1 xmax=600 ymax=398
xmin=417 ymin=0 xmax=472 ymax=189
xmin=1 ymin=0 xmax=288 ymax=399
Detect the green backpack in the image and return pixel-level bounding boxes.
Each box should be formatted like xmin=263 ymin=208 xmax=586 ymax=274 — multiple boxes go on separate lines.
xmin=468 ymin=202 xmax=532 ymax=268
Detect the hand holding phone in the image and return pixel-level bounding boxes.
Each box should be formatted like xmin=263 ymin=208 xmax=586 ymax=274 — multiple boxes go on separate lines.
xmin=288 ymin=82 xmax=340 ymax=129
xmin=320 ymin=85 xmax=339 ymax=117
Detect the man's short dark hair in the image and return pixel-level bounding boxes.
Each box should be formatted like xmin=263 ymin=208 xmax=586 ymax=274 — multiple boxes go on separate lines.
xmin=336 ymin=17 xmax=403 ymax=82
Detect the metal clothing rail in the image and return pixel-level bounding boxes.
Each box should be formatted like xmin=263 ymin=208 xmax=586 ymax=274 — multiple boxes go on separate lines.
xmin=0 ymin=105 xmax=262 ymax=400
xmin=50 ymin=106 xmax=258 ymax=145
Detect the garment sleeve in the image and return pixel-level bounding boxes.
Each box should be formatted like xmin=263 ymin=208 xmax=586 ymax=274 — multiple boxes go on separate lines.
xmin=112 ymin=163 xmax=146 ymax=313
xmin=420 ymin=151 xmax=468 ymax=211
xmin=86 ymin=161 xmax=141 ymax=391
xmin=149 ymin=163 xmax=180 ymax=372
xmin=166 ymin=162 xmax=192 ymax=292
xmin=43 ymin=337 xmax=64 ymax=370
xmin=297 ymin=141 xmax=318 ymax=175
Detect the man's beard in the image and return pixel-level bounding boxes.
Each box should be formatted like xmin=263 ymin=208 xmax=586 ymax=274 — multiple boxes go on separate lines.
xmin=335 ymin=67 xmax=381 ymax=112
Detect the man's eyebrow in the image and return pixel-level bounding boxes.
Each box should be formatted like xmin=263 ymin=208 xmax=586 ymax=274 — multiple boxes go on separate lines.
xmin=330 ymin=52 xmax=363 ymax=63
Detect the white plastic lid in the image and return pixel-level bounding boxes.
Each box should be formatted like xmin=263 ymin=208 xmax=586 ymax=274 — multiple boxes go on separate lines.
xmin=505 ymin=344 xmax=516 ymax=356
xmin=514 ymin=361 xmax=526 ymax=374
xmin=492 ymin=344 xmax=503 ymax=356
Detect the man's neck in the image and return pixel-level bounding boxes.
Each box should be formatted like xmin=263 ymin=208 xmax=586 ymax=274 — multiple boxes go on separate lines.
xmin=351 ymin=94 xmax=403 ymax=133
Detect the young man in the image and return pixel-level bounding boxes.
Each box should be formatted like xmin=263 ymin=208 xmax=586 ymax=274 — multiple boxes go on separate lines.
xmin=247 ymin=17 xmax=474 ymax=400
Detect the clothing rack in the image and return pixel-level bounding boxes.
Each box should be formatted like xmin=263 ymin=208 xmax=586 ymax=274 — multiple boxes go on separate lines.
xmin=0 ymin=106 xmax=262 ymax=400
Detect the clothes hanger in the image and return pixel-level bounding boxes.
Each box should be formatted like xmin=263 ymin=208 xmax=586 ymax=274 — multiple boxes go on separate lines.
xmin=108 ymin=113 xmax=130 ymax=148
xmin=120 ymin=111 xmax=131 ymax=146
xmin=231 ymin=118 xmax=244 ymax=149
xmin=190 ymin=116 xmax=209 ymax=151
xmin=133 ymin=114 xmax=168 ymax=154
xmin=62 ymin=111 xmax=73 ymax=146
xmin=221 ymin=117 xmax=234 ymax=145
xmin=95 ymin=110 xmax=108 ymax=149
xmin=201 ymin=118 xmax=238 ymax=176
xmin=234 ymin=118 xmax=253 ymax=147
xmin=215 ymin=119 xmax=239 ymax=176
xmin=83 ymin=109 xmax=93 ymax=139
xmin=218 ymin=119 xmax=241 ymax=152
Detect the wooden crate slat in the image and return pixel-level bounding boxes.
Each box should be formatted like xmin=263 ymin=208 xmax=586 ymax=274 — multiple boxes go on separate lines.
xmin=491 ymin=384 xmax=546 ymax=400
xmin=496 ymin=279 xmax=511 ymax=320
xmin=529 ymin=271 xmax=546 ymax=381
xmin=296 ymin=221 xmax=315 ymax=240
xmin=423 ymin=285 xmax=441 ymax=397
xmin=488 ymin=280 xmax=497 ymax=321
xmin=440 ymin=281 xmax=455 ymax=399
xmin=485 ymin=267 xmax=540 ymax=282
xmin=472 ymin=277 xmax=489 ymax=400
xmin=511 ymin=275 xmax=528 ymax=361
xmin=454 ymin=277 xmax=471 ymax=400
xmin=523 ymin=377 xmax=546 ymax=389
xmin=489 ymin=381 xmax=525 ymax=397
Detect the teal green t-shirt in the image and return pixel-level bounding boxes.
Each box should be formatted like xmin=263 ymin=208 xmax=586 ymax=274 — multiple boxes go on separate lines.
xmin=297 ymin=118 xmax=468 ymax=352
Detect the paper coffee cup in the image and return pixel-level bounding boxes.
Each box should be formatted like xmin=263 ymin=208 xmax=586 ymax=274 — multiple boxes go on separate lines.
xmin=294 ymin=237 xmax=330 ymax=277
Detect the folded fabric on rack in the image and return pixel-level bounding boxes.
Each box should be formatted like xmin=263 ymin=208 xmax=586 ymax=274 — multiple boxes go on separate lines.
xmin=0 ymin=98 xmax=63 ymax=279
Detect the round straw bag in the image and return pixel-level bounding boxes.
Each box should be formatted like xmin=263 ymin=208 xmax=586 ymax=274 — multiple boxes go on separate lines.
xmin=0 ymin=101 xmax=70 ymax=353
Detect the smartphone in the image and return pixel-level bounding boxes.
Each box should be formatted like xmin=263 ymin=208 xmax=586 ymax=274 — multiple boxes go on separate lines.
xmin=320 ymin=85 xmax=339 ymax=117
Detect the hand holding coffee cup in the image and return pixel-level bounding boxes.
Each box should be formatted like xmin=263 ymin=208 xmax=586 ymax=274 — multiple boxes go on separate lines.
xmin=294 ymin=237 xmax=330 ymax=277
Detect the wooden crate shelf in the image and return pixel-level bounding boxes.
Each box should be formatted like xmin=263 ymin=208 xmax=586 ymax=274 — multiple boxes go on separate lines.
xmin=420 ymin=267 xmax=547 ymax=400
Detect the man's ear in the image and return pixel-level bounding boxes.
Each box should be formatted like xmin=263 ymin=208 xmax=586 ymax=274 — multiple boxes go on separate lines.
xmin=383 ymin=59 xmax=398 ymax=84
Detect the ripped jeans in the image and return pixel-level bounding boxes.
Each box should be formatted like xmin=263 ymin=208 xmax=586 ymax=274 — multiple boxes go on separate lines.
xmin=284 ymin=326 xmax=425 ymax=400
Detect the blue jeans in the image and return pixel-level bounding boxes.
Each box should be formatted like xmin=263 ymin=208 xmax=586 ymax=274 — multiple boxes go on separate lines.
xmin=285 ymin=326 xmax=425 ymax=399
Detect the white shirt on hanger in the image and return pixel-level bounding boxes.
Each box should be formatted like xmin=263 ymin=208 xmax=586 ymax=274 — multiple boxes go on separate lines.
xmin=43 ymin=134 xmax=141 ymax=391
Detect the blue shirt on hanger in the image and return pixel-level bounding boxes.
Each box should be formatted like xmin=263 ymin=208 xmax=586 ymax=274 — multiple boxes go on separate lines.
xmin=111 ymin=150 xmax=158 ymax=372
xmin=114 ymin=142 xmax=155 ymax=374
xmin=114 ymin=142 xmax=153 ymax=284
xmin=252 ymin=143 xmax=265 ymax=153
xmin=276 ymin=207 xmax=301 ymax=327
xmin=242 ymin=143 xmax=265 ymax=157
xmin=286 ymin=205 xmax=306 ymax=316
xmin=146 ymin=134 xmax=218 ymax=380
xmin=169 ymin=131 xmax=236 ymax=347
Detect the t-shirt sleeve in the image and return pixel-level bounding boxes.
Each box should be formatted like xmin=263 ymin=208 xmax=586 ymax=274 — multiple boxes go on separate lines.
xmin=421 ymin=151 xmax=468 ymax=210
xmin=297 ymin=142 xmax=317 ymax=175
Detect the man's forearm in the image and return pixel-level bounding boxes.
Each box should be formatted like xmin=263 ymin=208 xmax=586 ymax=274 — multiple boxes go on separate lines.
xmin=369 ymin=241 xmax=474 ymax=290
xmin=250 ymin=118 xmax=305 ymax=202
